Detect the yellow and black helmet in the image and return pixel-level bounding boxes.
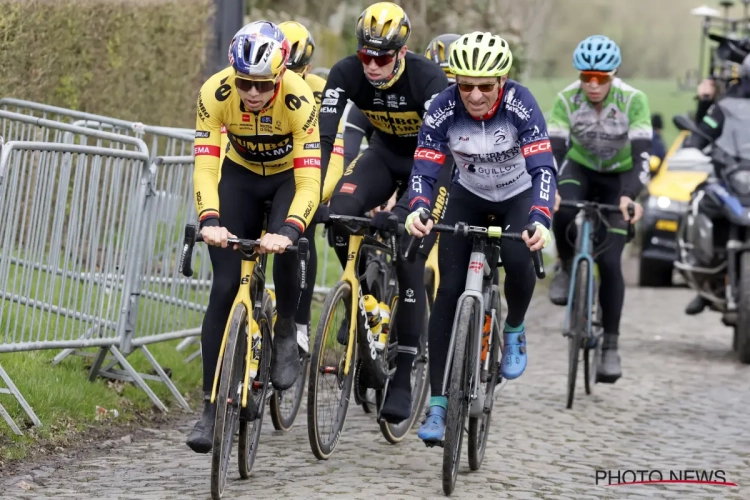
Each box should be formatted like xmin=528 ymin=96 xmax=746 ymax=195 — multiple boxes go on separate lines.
xmin=355 ymin=2 xmax=410 ymax=51
xmin=425 ymin=33 xmax=461 ymax=82
xmin=279 ymin=21 xmax=316 ymax=71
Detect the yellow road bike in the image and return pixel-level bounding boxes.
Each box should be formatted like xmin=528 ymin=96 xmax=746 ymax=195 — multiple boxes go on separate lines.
xmin=180 ymin=214 xmax=309 ymax=500
xmin=306 ymin=211 xmax=430 ymax=458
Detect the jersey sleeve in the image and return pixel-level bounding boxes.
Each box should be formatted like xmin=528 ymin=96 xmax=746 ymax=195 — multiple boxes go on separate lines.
xmin=193 ymin=82 xmax=225 ymax=228
xmin=318 ymin=61 xmax=355 ymax=189
xmin=622 ymin=90 xmax=654 ymax=199
xmin=548 ymin=93 xmax=571 ymax=168
xmin=322 ymin=120 xmax=345 ymax=202
xmin=409 ymin=90 xmax=455 ymax=213
xmin=513 ymin=87 xmax=557 ymax=228
xmin=279 ymin=83 xmax=321 ymax=241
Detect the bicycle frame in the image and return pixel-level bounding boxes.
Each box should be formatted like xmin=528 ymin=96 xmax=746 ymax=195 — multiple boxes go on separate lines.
xmin=563 ymin=215 xmax=596 ymax=339
xmin=339 ymin=231 xmax=395 ymax=378
xmin=441 ymin=238 xmax=499 ymax=415
xmin=210 ymin=234 xmax=268 ymax=412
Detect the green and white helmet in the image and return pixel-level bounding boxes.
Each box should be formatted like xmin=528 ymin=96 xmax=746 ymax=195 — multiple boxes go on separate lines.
xmin=449 ymin=32 xmax=513 ymax=77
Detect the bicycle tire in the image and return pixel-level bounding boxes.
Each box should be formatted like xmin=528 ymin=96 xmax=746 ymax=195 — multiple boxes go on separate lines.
xmin=566 ymin=261 xmax=589 ymax=410
xmin=238 ymin=293 xmax=273 ymax=478
xmin=210 ymin=304 xmax=247 ymax=500
xmin=379 ymin=290 xmax=431 ymax=443
xmin=443 ymin=298 xmax=473 ymax=496
xmin=307 ymin=280 xmax=355 ymax=460
xmin=584 ymin=302 xmax=602 ymax=395
xmin=269 ymin=285 xmax=308 ymax=431
xmin=468 ymin=287 xmax=501 ymax=470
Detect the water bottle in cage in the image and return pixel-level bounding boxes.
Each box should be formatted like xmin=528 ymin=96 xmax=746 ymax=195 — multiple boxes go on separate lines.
xmin=363 ymin=294 xmax=386 ymax=351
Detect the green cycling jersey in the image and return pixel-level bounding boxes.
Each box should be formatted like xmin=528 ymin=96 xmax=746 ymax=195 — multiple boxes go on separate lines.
xmin=548 ymin=78 xmax=652 ymax=173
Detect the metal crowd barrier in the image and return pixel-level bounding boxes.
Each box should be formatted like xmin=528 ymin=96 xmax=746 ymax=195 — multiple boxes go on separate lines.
xmin=0 ymin=98 xmax=193 ymax=159
xmin=0 ymin=114 xmax=190 ymax=434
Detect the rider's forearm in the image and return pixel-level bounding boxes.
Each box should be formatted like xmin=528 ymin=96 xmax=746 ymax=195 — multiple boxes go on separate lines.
xmin=527 ymin=165 xmax=556 ymax=228
xmin=622 ymin=138 xmax=653 ymax=199
xmin=550 ymin=137 xmax=568 ymax=171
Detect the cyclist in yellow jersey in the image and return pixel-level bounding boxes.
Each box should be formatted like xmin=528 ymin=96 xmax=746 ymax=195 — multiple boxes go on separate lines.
xmin=188 ymin=20 xmax=321 ymax=454
xmin=279 ymin=21 xmax=345 ymax=351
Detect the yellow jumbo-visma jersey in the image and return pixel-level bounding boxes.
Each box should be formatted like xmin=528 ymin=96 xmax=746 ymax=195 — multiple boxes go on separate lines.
xmin=194 ymin=67 xmax=321 ymax=233
xmin=215 ymin=69 xmax=343 ymax=203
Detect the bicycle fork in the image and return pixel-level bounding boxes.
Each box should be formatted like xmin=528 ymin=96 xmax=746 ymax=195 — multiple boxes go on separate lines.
xmin=441 ymin=250 xmax=493 ymax=418
xmin=564 ymin=220 xmax=596 ymax=341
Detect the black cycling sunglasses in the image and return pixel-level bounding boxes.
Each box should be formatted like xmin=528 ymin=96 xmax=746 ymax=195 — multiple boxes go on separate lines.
xmin=457 ymin=82 xmax=498 ymax=93
xmin=235 ymin=77 xmax=277 ymax=93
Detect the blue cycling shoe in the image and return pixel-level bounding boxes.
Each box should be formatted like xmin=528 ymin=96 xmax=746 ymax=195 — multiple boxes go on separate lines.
xmin=417 ymin=405 xmax=446 ymax=443
xmin=501 ymin=330 xmax=527 ymax=380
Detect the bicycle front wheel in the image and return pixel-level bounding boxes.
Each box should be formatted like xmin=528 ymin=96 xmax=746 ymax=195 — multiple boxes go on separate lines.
xmin=468 ymin=286 xmax=501 ymax=471
xmin=238 ymin=292 xmax=273 ymax=478
xmin=210 ymin=304 xmax=248 ymax=500
xmin=566 ymin=260 xmax=589 ymax=410
xmin=443 ymin=297 xmax=473 ymax=496
xmin=307 ymin=280 xmax=355 ymax=460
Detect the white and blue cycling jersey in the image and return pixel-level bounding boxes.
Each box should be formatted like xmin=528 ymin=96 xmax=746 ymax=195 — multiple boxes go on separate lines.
xmin=408 ymin=80 xmax=557 ymax=227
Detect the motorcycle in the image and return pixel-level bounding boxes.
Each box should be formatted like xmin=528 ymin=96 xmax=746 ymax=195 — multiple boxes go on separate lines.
xmin=672 ymin=100 xmax=750 ymax=364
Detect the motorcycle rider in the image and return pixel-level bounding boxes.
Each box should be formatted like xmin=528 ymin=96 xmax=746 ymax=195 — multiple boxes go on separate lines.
xmin=684 ymin=54 xmax=750 ymax=315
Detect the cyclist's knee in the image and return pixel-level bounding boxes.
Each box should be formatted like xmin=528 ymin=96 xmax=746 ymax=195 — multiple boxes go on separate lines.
xmin=595 ymin=248 xmax=623 ymax=278
xmin=329 ymin=191 xmax=363 ymax=216
xmin=208 ymin=275 xmax=241 ymax=308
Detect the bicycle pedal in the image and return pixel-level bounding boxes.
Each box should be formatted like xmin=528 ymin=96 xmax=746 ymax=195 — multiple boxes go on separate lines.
xmin=423 ymin=439 xmax=444 ymax=449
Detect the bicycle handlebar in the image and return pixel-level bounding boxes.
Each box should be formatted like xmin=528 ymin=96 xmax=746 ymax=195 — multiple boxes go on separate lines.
xmin=558 ymin=200 xmax=636 ymax=240
xmin=404 ymin=212 xmax=546 ymax=279
xmin=179 ymin=224 xmax=310 ymax=290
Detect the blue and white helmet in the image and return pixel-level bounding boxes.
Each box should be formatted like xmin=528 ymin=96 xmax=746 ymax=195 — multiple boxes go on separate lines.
xmin=573 ymin=35 xmax=621 ymax=72
xmin=228 ymin=21 xmax=290 ymax=77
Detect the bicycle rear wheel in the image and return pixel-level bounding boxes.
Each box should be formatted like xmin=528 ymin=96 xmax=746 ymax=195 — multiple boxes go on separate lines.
xmin=468 ymin=287 xmax=501 ymax=471
xmin=443 ymin=298 xmax=473 ymax=496
xmin=379 ymin=290 xmax=430 ymax=443
xmin=269 ymin=285 xmax=308 ymax=431
xmin=566 ymin=261 xmax=589 ymax=410
xmin=307 ymin=280 xmax=355 ymax=460
xmin=238 ymin=293 xmax=273 ymax=478
xmin=210 ymin=304 xmax=248 ymax=500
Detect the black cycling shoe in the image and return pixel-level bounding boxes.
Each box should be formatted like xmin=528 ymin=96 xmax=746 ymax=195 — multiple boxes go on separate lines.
xmin=596 ymin=334 xmax=622 ymax=384
xmin=186 ymin=394 xmax=216 ymax=453
xmin=685 ymin=295 xmax=708 ymax=315
xmin=336 ymin=317 xmax=350 ymax=345
xmin=549 ymin=259 xmax=571 ymax=306
xmin=271 ymin=316 xmax=301 ymax=390
xmin=379 ymin=385 xmax=413 ymax=424
xmin=336 ymin=300 xmax=352 ymax=345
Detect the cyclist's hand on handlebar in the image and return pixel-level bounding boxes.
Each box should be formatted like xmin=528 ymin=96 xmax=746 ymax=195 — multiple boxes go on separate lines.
xmin=406 ymin=209 xmax=432 ymax=237
xmin=619 ymin=196 xmax=643 ymax=224
xmin=522 ymin=222 xmax=551 ymax=252
xmin=369 ymin=190 xmax=398 ymax=217
xmin=201 ymin=226 xmax=236 ymax=249
xmin=554 ymin=191 xmax=561 ymax=213
xmin=258 ymin=233 xmax=293 ymax=255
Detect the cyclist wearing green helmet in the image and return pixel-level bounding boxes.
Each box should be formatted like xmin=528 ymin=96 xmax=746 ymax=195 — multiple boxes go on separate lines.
xmin=407 ymin=32 xmax=556 ymax=444
xmin=547 ymin=35 xmax=652 ymax=384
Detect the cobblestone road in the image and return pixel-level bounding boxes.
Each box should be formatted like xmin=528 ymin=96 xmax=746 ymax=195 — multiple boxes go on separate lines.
xmin=4 ymin=287 xmax=750 ymax=499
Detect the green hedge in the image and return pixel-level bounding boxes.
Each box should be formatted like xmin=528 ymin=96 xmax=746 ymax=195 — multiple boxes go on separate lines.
xmin=0 ymin=0 xmax=213 ymax=128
